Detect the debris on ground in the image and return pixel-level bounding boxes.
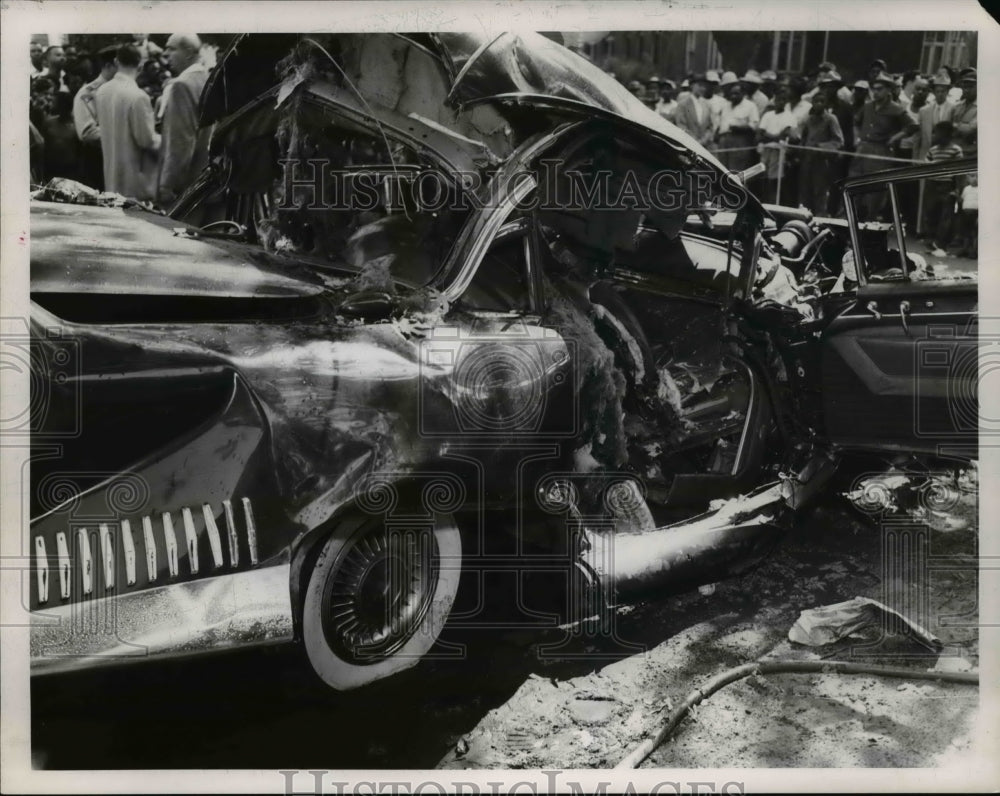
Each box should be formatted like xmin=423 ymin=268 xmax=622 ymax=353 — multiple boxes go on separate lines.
xmin=436 ymin=491 xmax=978 ymax=770
xmin=31 ymin=177 xmax=160 ymax=212
xmin=788 ymin=596 xmax=943 ymax=651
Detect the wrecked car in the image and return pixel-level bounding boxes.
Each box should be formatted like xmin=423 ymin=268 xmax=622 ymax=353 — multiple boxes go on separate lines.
xmin=28 ymin=32 xmax=978 ymax=691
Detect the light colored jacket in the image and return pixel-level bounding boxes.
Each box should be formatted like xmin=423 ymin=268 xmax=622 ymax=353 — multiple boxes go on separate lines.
xmin=95 ymin=72 xmax=160 ymax=201
xmin=157 ymin=62 xmax=212 ymax=204
xmin=915 ymin=100 xmax=955 ymax=161
xmin=72 ymin=75 xmax=107 ymax=144
xmin=673 ymin=95 xmax=714 ymax=146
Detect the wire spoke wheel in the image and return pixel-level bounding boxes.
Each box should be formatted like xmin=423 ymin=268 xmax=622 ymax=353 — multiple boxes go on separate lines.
xmin=323 ymin=524 xmax=439 ymax=665
xmin=302 ymin=512 xmax=461 ymax=691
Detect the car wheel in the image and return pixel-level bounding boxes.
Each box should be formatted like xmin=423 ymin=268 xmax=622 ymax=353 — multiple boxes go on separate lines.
xmin=302 ymin=512 xmax=461 ymax=691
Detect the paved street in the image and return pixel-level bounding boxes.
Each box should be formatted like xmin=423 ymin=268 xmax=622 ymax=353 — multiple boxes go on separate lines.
xmin=32 ymin=487 xmax=979 ymax=771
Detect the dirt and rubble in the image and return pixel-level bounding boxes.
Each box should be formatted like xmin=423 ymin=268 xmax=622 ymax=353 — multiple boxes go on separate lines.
xmin=32 ymin=486 xmax=979 ymax=771
xmin=437 ymin=486 xmax=980 ymax=770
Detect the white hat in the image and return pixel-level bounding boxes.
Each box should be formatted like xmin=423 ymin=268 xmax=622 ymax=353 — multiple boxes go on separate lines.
xmin=705 ymin=70 xmax=721 ymax=83
xmin=719 ymin=70 xmax=740 ymax=88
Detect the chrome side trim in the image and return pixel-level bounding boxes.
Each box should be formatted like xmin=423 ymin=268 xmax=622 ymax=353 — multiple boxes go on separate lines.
xmin=242 ymin=497 xmax=259 ymax=566
xmin=181 ymin=507 xmax=200 ymax=574
xmin=162 ymin=512 xmax=179 ymax=577
xmin=121 ymin=519 xmax=137 ymax=586
xmin=99 ymin=523 xmax=115 ymax=590
xmin=77 ymin=529 xmax=94 ymax=596
xmin=34 ymin=536 xmax=49 ymax=605
xmin=201 ymin=503 xmax=224 ymax=569
xmin=56 ymin=532 xmax=70 ymax=600
xmin=222 ymin=499 xmax=239 ymax=567
xmin=142 ymin=516 xmax=157 ymax=582
xmin=31 ymin=564 xmax=295 ymax=676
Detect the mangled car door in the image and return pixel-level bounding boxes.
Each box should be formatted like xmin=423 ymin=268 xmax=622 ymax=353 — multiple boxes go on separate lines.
xmin=821 ymin=159 xmax=978 ymax=456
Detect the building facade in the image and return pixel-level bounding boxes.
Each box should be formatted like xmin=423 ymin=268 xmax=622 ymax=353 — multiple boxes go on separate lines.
xmin=573 ymin=30 xmax=976 ymax=83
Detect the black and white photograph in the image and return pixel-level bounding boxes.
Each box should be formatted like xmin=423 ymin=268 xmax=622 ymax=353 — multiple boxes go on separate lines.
xmin=1 ymin=1 xmax=998 ymax=793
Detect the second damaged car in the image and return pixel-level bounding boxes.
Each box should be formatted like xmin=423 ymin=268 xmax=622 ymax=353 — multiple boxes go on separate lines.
xmin=28 ymin=32 xmax=978 ymax=691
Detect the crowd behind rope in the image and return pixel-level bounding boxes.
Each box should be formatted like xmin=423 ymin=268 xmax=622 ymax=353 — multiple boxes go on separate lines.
xmin=624 ymin=58 xmax=977 ymax=259
xmin=29 ymin=34 xmax=217 ymax=207
xmin=28 ymin=43 xmax=977 ymax=260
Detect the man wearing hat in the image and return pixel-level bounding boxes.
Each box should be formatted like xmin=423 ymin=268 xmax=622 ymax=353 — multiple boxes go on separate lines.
xmin=740 ymin=70 xmax=769 ymax=115
xmin=896 ymin=76 xmax=930 ymax=227
xmin=816 ymin=71 xmax=856 ymax=212
xmin=705 ymin=70 xmax=727 ymax=136
xmin=899 ymin=76 xmax=930 ymax=150
xmin=759 ymin=69 xmax=779 ymax=102
xmin=915 ymin=71 xmax=956 ymax=161
xmin=946 ymin=68 xmax=964 ymax=103
xmin=644 ymin=76 xmax=661 ymax=110
xmin=676 ymin=76 xmax=692 ymax=104
xmin=818 ymin=72 xmax=854 ymax=151
xmin=850 ymin=72 xmax=916 ymax=216
xmin=756 ymin=83 xmax=798 ymax=203
xmin=868 ymin=59 xmax=888 ymax=84
xmin=716 ymin=73 xmax=760 ymax=171
xmin=784 ymin=77 xmax=812 ymax=127
xmin=655 ymin=79 xmax=678 ymax=121
xmin=73 ymin=44 xmax=119 ymax=190
xmin=807 ymin=62 xmax=854 ymax=104
xmin=952 ymin=68 xmax=977 ymax=162
xmin=673 ymin=73 xmax=715 ymax=147
xmin=798 ymin=91 xmax=844 ymax=215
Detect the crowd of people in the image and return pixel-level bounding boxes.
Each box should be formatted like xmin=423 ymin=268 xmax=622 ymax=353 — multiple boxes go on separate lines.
xmin=28 ymin=39 xmax=977 ymax=258
xmin=29 ymin=34 xmax=215 ymax=207
xmin=624 ymin=58 xmax=977 ymax=254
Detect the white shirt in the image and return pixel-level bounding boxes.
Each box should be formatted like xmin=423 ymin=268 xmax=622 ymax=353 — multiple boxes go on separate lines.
xmin=788 ymin=99 xmax=812 ymax=126
xmin=691 ymin=95 xmax=708 ymax=127
xmin=961 ymin=184 xmax=978 ymax=211
xmin=718 ymin=97 xmax=760 ymax=134
xmin=708 ymin=93 xmax=728 ymax=131
xmin=759 ymin=105 xmax=798 ymax=137
xmin=655 ymin=98 xmax=678 ymax=120
xmin=927 ymin=99 xmax=953 ymax=125
xmin=757 ymin=106 xmax=798 ymax=178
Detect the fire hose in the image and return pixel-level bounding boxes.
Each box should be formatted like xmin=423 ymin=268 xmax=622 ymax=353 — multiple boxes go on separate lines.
xmin=614 ymin=659 xmax=979 ymax=769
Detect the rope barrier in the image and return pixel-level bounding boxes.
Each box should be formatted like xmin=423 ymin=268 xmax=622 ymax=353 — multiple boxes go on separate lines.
xmin=710 ymin=142 xmax=917 ymax=164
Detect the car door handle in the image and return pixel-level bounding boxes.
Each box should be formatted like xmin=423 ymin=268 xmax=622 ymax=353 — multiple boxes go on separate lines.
xmin=866 ymin=301 xmax=881 ymax=320
xmin=899 ymin=300 xmax=911 ymax=336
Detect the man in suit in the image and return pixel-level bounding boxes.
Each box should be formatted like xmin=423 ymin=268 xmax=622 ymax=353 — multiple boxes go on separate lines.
xmin=915 ymin=73 xmax=955 ymax=162
xmin=741 ymin=70 xmax=770 ymax=115
xmin=94 ymin=44 xmax=161 ymax=200
xmin=157 ymin=33 xmax=212 ymax=206
xmin=672 ymin=74 xmax=715 ymax=149
xmin=951 ymin=69 xmax=977 ymax=163
xmin=73 ymin=45 xmax=118 ymax=190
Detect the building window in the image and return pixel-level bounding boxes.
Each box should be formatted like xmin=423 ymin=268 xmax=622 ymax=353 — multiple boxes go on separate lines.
xmin=771 ymin=31 xmax=806 ymax=74
xmin=708 ymin=33 xmax=723 ymax=71
xmin=921 ymin=31 xmax=971 ymax=73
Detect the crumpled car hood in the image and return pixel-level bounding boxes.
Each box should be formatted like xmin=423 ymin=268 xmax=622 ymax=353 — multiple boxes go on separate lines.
xmin=437 ymin=32 xmax=726 ymax=170
xmin=200 ymin=32 xmax=739 ymax=190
